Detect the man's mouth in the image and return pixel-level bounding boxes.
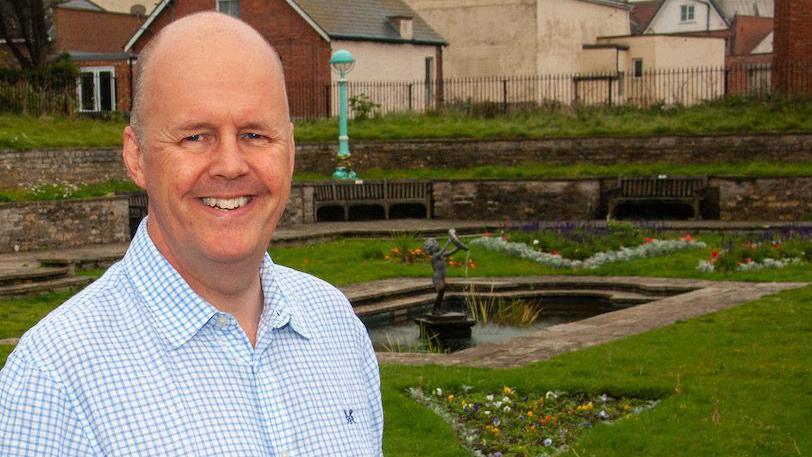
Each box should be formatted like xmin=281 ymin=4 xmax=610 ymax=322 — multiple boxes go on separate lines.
xmin=200 ymin=196 xmax=252 ymax=211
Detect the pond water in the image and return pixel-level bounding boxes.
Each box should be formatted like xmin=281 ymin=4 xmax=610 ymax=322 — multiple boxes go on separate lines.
xmin=368 ymin=295 xmax=636 ymax=352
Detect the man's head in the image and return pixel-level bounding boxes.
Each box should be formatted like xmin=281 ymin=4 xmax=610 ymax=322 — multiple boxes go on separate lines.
xmin=123 ymin=13 xmax=294 ymax=278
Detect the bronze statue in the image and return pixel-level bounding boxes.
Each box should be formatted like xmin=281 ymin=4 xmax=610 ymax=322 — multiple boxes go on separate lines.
xmin=423 ymin=229 xmax=469 ymax=316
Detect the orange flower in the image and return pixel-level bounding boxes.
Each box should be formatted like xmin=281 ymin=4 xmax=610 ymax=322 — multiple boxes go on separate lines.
xmin=681 ymin=233 xmax=693 ymax=242
xmin=644 ymin=237 xmax=654 ymax=244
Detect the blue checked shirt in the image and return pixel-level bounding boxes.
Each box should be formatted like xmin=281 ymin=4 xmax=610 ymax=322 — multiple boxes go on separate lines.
xmin=0 ymin=219 xmax=383 ymax=456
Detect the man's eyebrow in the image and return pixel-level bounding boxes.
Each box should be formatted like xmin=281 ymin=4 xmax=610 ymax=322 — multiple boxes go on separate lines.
xmin=173 ymin=121 xmax=218 ymax=132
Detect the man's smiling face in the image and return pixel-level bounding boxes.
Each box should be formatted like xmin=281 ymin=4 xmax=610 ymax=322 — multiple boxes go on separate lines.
xmin=124 ymin=19 xmax=293 ymax=271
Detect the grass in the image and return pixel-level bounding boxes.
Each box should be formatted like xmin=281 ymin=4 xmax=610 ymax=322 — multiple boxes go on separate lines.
xmin=267 ymin=234 xmax=812 ymax=285
xmin=380 ymin=285 xmax=812 ymax=456
xmin=2 ymin=97 xmax=811 ymax=150
xmin=0 ymin=180 xmax=140 ymax=203
xmin=0 ymin=236 xmax=809 ymax=455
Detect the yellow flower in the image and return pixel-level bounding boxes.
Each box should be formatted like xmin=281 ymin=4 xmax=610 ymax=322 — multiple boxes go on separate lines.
xmin=502 ymin=386 xmax=515 ymax=396
xmin=527 ymin=411 xmax=533 ymax=417
xmin=447 ymin=394 xmax=454 ymax=402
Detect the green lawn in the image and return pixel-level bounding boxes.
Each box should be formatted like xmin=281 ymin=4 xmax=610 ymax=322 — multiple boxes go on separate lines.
xmin=381 ymin=285 xmax=812 ymax=456
xmin=2 ymin=97 xmax=811 ymax=150
xmin=1 ymin=235 xmax=809 ymax=456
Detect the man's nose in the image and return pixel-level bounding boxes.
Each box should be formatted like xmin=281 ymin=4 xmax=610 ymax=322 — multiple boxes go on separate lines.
xmin=209 ymin=135 xmax=250 ymax=179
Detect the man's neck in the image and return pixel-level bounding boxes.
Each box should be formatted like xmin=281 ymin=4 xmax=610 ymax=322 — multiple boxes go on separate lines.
xmin=147 ymin=225 xmax=266 ymax=346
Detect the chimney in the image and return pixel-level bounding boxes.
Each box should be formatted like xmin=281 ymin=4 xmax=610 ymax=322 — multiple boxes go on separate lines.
xmin=389 ymin=16 xmax=414 ymax=40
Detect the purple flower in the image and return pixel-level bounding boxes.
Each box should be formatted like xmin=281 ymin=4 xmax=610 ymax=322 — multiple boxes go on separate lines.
xmin=473 ymin=403 xmax=480 ymax=412
xmin=492 ymin=416 xmax=501 ymax=427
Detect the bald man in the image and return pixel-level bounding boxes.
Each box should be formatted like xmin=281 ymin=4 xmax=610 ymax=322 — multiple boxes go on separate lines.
xmin=0 ymin=13 xmax=383 ymax=456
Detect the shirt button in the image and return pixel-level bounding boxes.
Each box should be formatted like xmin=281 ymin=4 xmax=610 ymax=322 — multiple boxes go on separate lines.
xmin=216 ymin=315 xmax=229 ymax=327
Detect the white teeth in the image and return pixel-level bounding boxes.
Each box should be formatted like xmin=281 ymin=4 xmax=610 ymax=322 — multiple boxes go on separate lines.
xmin=201 ymin=196 xmax=250 ymax=210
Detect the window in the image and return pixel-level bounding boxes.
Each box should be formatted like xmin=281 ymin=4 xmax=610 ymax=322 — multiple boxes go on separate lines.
xmin=77 ymin=67 xmax=115 ymax=112
xmin=425 ymin=56 xmax=434 ymax=108
xmin=632 ymin=59 xmax=644 ymax=79
xmin=680 ymin=4 xmax=695 ymax=22
xmin=216 ymin=0 xmax=239 ymax=18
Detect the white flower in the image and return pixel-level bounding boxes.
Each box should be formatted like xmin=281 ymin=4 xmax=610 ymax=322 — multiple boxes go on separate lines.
xmin=502 ymin=396 xmax=511 ymax=403
xmin=494 ymin=401 xmax=502 ymax=408
xmin=543 ymin=438 xmax=553 ymax=447
xmin=483 ymin=410 xmax=491 ymax=416
xmin=434 ymin=388 xmax=442 ymax=397
xmin=599 ymin=410 xmax=609 ymax=419
xmin=503 ymin=406 xmax=511 ymax=413
xmin=486 ymin=394 xmax=494 ymax=401
xmin=545 ymin=391 xmax=558 ymax=400
xmin=533 ymin=239 xmax=539 ymax=245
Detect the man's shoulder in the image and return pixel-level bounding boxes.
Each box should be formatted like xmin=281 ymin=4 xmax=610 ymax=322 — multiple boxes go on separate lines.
xmin=14 ymin=262 xmax=137 ymax=367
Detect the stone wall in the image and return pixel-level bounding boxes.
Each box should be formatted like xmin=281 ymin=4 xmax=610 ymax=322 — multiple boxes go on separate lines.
xmin=714 ymin=177 xmax=812 ymax=221
xmin=0 ymin=148 xmax=127 ymax=189
xmin=4 ymin=134 xmax=812 ymax=189
xmin=295 ymin=134 xmax=812 ymax=175
xmin=432 ymin=179 xmax=603 ymax=221
xmin=0 ymin=196 xmax=129 ymax=253
xmin=279 ymin=184 xmax=315 ymax=226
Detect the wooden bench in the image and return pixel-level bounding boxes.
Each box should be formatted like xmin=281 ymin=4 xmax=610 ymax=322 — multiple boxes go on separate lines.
xmin=608 ymin=176 xmax=708 ymax=220
xmin=313 ymin=180 xmax=432 ymax=221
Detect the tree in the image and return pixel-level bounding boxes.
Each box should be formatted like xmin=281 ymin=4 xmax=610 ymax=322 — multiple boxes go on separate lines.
xmin=0 ymin=0 xmax=53 ymax=69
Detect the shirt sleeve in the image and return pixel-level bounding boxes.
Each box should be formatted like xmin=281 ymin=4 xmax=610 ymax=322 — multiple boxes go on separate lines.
xmin=356 ymin=320 xmax=384 ymax=456
xmin=0 ymin=348 xmax=97 ymax=456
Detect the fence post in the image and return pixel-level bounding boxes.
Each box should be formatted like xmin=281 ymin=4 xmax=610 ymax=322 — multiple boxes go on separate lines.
xmin=723 ymin=67 xmax=729 ymax=97
xmin=607 ymin=78 xmax=613 ymax=106
xmin=502 ymin=79 xmax=508 ymax=113
xmin=408 ymin=83 xmax=413 ymax=111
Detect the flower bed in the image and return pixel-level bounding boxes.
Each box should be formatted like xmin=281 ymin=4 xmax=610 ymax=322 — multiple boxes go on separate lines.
xmin=696 ymin=236 xmax=810 ymax=273
xmin=472 ymin=234 xmax=705 ymax=270
xmin=409 ymin=385 xmax=656 ymax=457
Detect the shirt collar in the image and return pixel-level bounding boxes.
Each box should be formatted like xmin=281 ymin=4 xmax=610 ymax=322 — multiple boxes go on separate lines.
xmin=259 ymin=253 xmax=313 ymax=341
xmin=123 ymin=218 xmax=312 ymax=350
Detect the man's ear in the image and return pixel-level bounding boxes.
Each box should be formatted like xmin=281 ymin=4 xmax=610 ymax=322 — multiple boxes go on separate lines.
xmin=123 ymin=126 xmax=147 ymax=190
xmin=288 ymin=122 xmax=296 ymax=178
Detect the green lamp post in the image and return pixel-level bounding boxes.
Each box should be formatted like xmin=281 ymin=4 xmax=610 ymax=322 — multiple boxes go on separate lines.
xmin=330 ymin=49 xmax=357 ymax=180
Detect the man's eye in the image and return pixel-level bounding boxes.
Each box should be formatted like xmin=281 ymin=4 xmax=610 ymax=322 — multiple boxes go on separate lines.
xmin=183 ymin=134 xmax=204 ymax=142
xmin=243 ymin=132 xmax=265 ymax=140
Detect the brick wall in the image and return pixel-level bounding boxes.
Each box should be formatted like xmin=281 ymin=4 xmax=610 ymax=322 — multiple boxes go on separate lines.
xmin=773 ymin=0 xmax=812 ymax=95
xmin=129 ymin=0 xmax=332 ymax=117
xmin=0 ymin=197 xmax=129 ymax=253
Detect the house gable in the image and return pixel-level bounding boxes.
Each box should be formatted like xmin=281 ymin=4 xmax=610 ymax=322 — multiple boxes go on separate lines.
xmin=644 ymin=0 xmax=728 ymax=34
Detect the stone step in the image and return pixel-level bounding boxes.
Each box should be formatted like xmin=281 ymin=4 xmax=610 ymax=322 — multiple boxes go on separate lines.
xmin=0 ymin=267 xmax=71 ymax=288
xmin=0 ymin=276 xmax=93 ymax=297
xmin=354 ymin=292 xmax=437 ymax=318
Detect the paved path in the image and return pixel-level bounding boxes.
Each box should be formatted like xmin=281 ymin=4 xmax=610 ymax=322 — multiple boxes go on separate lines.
xmin=376 ymin=277 xmax=807 ymax=368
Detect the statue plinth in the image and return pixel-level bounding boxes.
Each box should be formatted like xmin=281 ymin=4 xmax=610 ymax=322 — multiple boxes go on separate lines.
xmin=415 ymin=312 xmax=476 ymax=351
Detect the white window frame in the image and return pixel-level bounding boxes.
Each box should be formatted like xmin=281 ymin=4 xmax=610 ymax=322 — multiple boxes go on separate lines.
xmin=680 ymin=4 xmax=695 ymax=23
xmin=632 ymin=58 xmax=644 ymax=79
xmin=216 ymin=0 xmax=239 ymax=18
xmin=77 ymin=66 xmax=116 ymax=112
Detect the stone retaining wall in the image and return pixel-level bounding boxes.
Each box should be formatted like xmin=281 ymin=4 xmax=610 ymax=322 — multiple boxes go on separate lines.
xmin=0 ymin=196 xmax=129 ymax=253
xmin=3 ymin=134 xmax=812 ymax=188
xmin=295 ymin=134 xmax=812 ymax=175
xmin=0 ymin=148 xmax=128 ymax=189
xmin=714 ymin=177 xmax=812 ymax=221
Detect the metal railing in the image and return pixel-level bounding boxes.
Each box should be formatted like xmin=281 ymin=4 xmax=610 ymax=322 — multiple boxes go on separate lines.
xmin=1 ymin=62 xmax=810 ymax=118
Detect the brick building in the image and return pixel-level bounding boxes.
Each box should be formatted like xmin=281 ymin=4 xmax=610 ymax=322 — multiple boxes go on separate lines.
xmin=773 ymin=0 xmax=812 ymax=95
xmin=54 ymin=4 xmax=143 ymax=113
xmin=125 ymin=0 xmax=445 ymax=118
